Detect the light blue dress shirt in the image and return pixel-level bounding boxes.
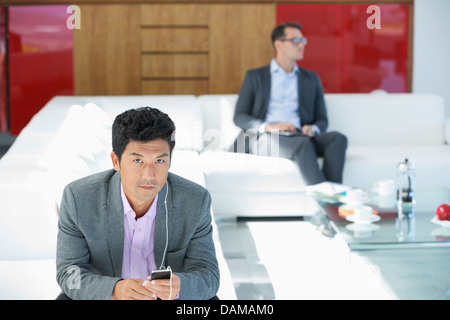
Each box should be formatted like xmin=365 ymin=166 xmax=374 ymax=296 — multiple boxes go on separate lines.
xmin=264 ymin=58 xmax=301 ymax=130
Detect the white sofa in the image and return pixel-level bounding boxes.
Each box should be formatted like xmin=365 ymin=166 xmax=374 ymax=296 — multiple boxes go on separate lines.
xmin=0 ymin=92 xmax=449 ymax=298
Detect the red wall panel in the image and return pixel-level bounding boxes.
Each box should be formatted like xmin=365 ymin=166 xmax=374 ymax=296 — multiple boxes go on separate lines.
xmin=277 ymin=4 xmax=409 ymax=93
xmin=0 ymin=7 xmax=7 ymax=132
xmin=9 ymin=5 xmax=73 ymax=135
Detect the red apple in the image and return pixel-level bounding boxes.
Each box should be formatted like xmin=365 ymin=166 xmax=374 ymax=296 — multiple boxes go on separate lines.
xmin=436 ymin=204 xmax=450 ymax=221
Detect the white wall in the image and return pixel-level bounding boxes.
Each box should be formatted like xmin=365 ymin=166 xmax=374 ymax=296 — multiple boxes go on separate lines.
xmin=413 ymin=0 xmax=450 ymax=117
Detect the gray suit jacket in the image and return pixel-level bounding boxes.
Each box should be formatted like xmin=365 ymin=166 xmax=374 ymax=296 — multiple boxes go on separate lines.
xmin=234 ymin=64 xmax=328 ymax=134
xmin=56 ymin=169 xmax=219 ymax=300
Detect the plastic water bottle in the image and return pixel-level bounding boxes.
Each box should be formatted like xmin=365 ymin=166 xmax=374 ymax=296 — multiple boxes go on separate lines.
xmin=396 ymin=158 xmax=415 ymax=218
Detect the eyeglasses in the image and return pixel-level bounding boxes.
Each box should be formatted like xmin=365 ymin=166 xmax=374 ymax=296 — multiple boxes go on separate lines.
xmin=279 ymin=37 xmax=307 ymax=46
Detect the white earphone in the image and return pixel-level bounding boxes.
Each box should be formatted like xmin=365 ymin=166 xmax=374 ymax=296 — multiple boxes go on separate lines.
xmin=161 ymin=181 xmax=172 ymax=299
xmin=160 ymin=181 xmax=169 ymax=270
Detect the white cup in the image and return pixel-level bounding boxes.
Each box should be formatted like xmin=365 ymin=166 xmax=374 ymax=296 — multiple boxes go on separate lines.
xmin=374 ymin=179 xmax=395 ymax=195
xmin=346 ymin=188 xmax=367 ymax=204
xmin=353 ymin=205 xmax=373 ymax=221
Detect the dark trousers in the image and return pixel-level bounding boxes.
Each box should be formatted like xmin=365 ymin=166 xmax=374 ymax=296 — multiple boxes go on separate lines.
xmin=253 ymin=131 xmax=347 ymax=185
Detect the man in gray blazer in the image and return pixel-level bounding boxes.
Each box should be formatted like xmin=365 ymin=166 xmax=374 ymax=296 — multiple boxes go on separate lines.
xmin=234 ymin=22 xmax=347 ymax=185
xmin=56 ymin=107 xmax=219 ymax=300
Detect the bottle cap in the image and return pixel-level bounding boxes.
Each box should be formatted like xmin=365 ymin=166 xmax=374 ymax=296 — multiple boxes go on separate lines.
xmin=397 ymin=158 xmax=415 ymax=171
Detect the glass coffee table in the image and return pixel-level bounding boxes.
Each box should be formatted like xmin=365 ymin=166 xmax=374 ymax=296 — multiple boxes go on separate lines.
xmin=313 ymin=187 xmax=450 ymax=250
xmin=307 ymin=187 xmax=450 ymax=299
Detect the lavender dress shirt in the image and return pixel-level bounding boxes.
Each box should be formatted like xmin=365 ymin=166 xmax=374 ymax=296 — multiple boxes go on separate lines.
xmin=120 ymin=184 xmax=158 ymax=281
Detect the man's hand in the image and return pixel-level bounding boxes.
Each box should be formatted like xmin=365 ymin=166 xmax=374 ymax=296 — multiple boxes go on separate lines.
xmin=112 ymin=278 xmax=157 ymax=300
xmin=301 ymin=125 xmax=315 ymax=137
xmin=143 ymin=273 xmax=181 ymax=300
xmin=266 ymin=122 xmax=297 ymax=133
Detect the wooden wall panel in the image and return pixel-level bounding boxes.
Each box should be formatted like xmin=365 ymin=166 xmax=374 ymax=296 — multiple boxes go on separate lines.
xmin=142 ymin=53 xmax=208 ymax=78
xmin=208 ymin=4 xmax=276 ymax=93
xmin=142 ymin=79 xmax=208 ymax=95
xmin=139 ymin=4 xmax=209 ymax=94
xmin=141 ymin=27 xmax=208 ymax=52
xmin=73 ymin=3 xmax=276 ymax=95
xmin=73 ymin=4 xmax=141 ymax=95
xmin=140 ymin=4 xmax=208 ymax=26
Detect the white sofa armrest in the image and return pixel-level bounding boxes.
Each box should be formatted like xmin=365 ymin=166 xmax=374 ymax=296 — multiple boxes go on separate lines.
xmin=445 ymin=118 xmax=450 ymax=144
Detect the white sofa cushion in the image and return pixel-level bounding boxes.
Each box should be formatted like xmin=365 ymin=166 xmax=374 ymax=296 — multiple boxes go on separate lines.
xmin=98 ymin=95 xmax=203 ymax=152
xmin=201 ymin=151 xmax=304 ymax=192
xmin=326 ymin=93 xmax=445 ymax=145
xmin=200 ymin=151 xmax=310 ymax=216
xmin=19 ymin=113 xmax=72 ymax=137
xmin=198 ymin=94 xmax=241 ymax=151
xmin=35 ymin=95 xmax=204 ymax=153
xmin=199 ymin=93 xmax=446 ymax=149
xmin=38 ymin=105 xmax=98 ymax=208
xmin=32 ymin=96 xmax=104 ymax=115
xmin=81 ymin=103 xmax=114 ymax=173
xmin=169 ymin=150 xmax=204 ymax=186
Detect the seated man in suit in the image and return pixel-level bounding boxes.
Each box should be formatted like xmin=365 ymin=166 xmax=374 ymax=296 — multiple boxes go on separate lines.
xmin=234 ymin=22 xmax=347 ymax=185
xmin=56 ymin=107 xmax=219 ymax=300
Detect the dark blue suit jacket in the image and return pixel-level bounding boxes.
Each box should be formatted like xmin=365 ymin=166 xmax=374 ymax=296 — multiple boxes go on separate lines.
xmin=234 ymin=64 xmax=328 ymax=134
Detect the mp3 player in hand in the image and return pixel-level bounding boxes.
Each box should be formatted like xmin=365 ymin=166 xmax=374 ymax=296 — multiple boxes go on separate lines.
xmin=151 ymin=269 xmax=171 ymax=280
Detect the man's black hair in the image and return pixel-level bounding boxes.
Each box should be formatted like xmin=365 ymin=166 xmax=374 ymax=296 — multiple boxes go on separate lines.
xmin=112 ymin=107 xmax=176 ymax=162
xmin=271 ymin=22 xmax=303 ymax=44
